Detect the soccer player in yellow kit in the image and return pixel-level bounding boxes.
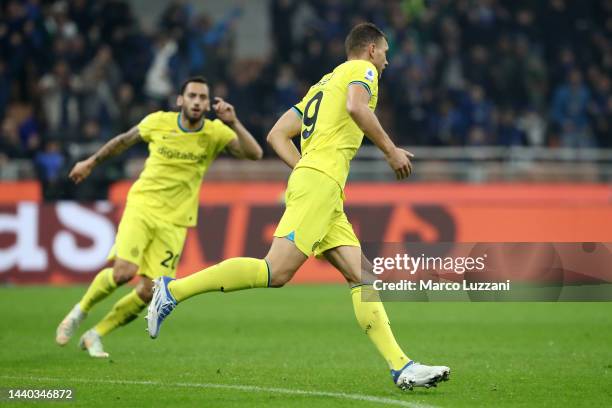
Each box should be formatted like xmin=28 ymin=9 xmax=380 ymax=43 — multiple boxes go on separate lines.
xmin=55 ymin=77 xmax=263 ymax=358
xmin=148 ymin=24 xmax=450 ymax=390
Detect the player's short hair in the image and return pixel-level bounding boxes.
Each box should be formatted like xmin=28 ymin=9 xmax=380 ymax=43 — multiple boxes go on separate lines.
xmin=345 ymin=23 xmax=386 ymax=56
xmin=179 ymin=76 xmax=208 ymax=95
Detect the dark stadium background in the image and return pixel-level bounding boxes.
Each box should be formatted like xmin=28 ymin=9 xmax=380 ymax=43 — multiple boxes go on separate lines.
xmin=1 ymin=2 xmax=611 ymax=407
xmin=1 ymin=0 xmax=611 ymax=196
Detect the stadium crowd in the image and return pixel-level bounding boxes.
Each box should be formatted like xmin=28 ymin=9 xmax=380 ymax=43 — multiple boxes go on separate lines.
xmin=1 ymin=0 xmax=611 ymax=198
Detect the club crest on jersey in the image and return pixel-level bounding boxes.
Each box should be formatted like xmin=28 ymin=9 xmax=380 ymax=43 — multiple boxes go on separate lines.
xmin=365 ymin=68 xmax=375 ymax=83
xmin=311 ymin=240 xmax=321 ymax=252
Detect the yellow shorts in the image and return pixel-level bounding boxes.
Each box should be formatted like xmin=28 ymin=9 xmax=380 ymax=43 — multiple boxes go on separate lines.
xmin=108 ymin=205 xmax=187 ymax=279
xmin=274 ymin=167 xmax=360 ymax=257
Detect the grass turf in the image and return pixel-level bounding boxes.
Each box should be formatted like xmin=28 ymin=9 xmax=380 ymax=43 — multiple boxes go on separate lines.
xmin=0 ymin=285 xmax=611 ymax=407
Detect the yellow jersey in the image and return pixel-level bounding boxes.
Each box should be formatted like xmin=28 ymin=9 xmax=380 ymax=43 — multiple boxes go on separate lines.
xmin=127 ymin=111 xmax=236 ymax=227
xmin=292 ymin=59 xmax=379 ymax=190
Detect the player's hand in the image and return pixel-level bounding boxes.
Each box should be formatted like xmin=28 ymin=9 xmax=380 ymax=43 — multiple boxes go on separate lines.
xmin=69 ymin=159 xmax=94 ymax=184
xmin=385 ymin=147 xmax=414 ymax=180
xmin=213 ymin=97 xmax=237 ymax=126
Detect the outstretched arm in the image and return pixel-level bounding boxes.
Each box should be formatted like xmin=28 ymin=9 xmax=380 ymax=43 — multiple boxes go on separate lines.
xmin=266 ymin=109 xmax=302 ymax=169
xmin=69 ymin=126 xmax=142 ymax=184
xmin=346 ymin=84 xmax=414 ymax=180
xmin=214 ymin=97 xmax=263 ymax=160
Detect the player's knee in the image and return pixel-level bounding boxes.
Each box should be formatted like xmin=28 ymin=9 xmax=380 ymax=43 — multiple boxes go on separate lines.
xmin=360 ymin=256 xmax=376 ymax=283
xmin=269 ymin=271 xmax=290 ymax=287
xmin=265 ymin=238 xmax=307 ymax=287
xmin=344 ymin=271 xmax=361 ymax=287
xmin=268 ymin=265 xmax=297 ymax=287
xmin=113 ymin=261 xmax=138 ymax=285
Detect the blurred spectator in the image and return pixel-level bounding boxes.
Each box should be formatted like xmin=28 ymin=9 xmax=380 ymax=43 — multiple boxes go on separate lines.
xmin=274 ymin=65 xmax=299 ymax=114
xmin=17 ymin=104 xmax=41 ymax=156
xmin=461 ymin=0 xmax=502 ymax=48
xmin=551 ymin=69 xmax=594 ymax=148
xmin=517 ymin=109 xmax=547 ymax=146
xmin=541 ymin=0 xmax=574 ymax=61
xmin=429 ymin=99 xmax=465 ymax=146
xmin=493 ymin=35 xmax=529 ymax=108
xmin=391 ymin=63 xmax=432 ymax=145
xmin=0 ymin=117 xmax=27 ymax=159
xmin=591 ymin=95 xmax=612 ymax=148
xmin=461 ymin=84 xmax=495 ymax=134
xmin=68 ymin=0 xmax=94 ymax=35
xmin=271 ymin=0 xmax=298 ymax=63
xmin=466 ymin=126 xmax=489 ymax=147
xmin=116 ymin=83 xmax=149 ymax=133
xmin=34 ymin=139 xmax=66 ymax=200
xmin=160 ymin=0 xmax=193 ymax=32
xmin=513 ymin=7 xmax=539 ymax=44
xmin=298 ymin=34 xmax=327 ymax=83
xmin=497 ymin=108 xmax=527 ymax=146
xmin=45 ymin=1 xmax=78 ymax=40
xmin=35 ymin=140 xmax=64 ymax=179
xmin=0 ymin=62 xmax=10 ymax=121
xmin=227 ymin=59 xmax=267 ymax=145
xmin=81 ymin=45 xmax=121 ymax=136
xmin=144 ymin=34 xmax=178 ymax=106
xmin=437 ymin=40 xmax=465 ymax=92
xmin=522 ymin=46 xmax=548 ymax=112
xmin=464 ymin=45 xmax=493 ymax=93
xmin=181 ymin=8 xmax=241 ymax=80
xmin=38 ymin=60 xmax=82 ymax=137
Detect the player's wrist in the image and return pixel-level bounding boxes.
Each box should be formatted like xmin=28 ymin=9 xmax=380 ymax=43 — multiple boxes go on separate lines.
xmin=381 ymin=143 xmax=397 ymax=158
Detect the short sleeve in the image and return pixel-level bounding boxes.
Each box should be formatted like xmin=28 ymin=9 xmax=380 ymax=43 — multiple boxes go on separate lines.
xmin=212 ymin=119 xmax=237 ymax=156
xmin=137 ymin=111 xmax=163 ymax=142
xmin=346 ymin=60 xmax=378 ymax=97
xmin=292 ymin=87 xmax=317 ymax=119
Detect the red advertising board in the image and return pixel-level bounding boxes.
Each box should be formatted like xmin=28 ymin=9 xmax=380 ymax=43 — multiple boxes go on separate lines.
xmin=1 ymin=182 xmax=611 ymax=284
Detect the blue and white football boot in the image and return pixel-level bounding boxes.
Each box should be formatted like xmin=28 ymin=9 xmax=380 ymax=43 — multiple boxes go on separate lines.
xmin=147 ymin=276 xmax=177 ymax=339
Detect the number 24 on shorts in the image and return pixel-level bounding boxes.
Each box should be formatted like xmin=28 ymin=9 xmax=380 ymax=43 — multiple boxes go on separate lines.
xmin=160 ymin=250 xmax=180 ymax=269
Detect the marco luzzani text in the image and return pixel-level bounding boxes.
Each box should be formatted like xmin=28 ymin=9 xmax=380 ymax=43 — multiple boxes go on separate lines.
xmin=371 ymin=254 xmax=511 ymax=292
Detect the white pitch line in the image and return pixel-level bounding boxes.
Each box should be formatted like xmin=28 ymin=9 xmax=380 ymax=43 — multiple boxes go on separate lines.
xmin=1 ymin=375 xmax=439 ymax=408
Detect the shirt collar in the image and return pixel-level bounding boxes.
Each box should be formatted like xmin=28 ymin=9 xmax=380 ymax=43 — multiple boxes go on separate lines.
xmin=177 ymin=111 xmax=205 ymax=133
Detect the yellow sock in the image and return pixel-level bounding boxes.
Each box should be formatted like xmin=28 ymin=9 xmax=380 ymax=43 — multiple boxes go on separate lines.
xmin=94 ymin=290 xmax=147 ymax=337
xmin=168 ymin=257 xmax=269 ymax=302
xmin=351 ymin=285 xmax=411 ymax=370
xmin=79 ymin=268 xmax=117 ymax=313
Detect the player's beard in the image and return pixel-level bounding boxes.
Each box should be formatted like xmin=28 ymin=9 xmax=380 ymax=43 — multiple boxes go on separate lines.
xmin=182 ymin=107 xmax=204 ymax=124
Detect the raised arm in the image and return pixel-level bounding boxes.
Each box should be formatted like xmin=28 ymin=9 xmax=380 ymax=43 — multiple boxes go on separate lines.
xmin=69 ymin=126 xmax=142 ymax=184
xmin=213 ymin=97 xmax=263 ymax=160
xmin=346 ymin=84 xmax=413 ymax=179
xmin=265 ymin=109 xmax=302 ymax=169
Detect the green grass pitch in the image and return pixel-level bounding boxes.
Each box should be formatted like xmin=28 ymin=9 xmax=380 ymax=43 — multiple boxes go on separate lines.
xmin=1 ymin=285 xmax=611 ymax=407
